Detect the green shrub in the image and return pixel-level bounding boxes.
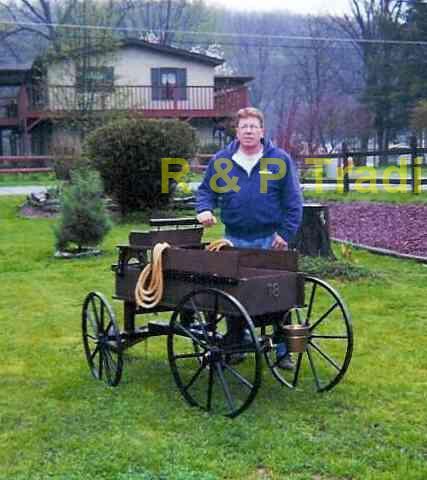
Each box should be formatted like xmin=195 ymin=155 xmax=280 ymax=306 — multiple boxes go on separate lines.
xmin=84 ymin=118 xmax=197 ymax=214
xmin=198 ymin=142 xmax=220 ymax=154
xmin=54 ymin=169 xmax=112 ymax=251
xmin=300 ymin=255 xmax=375 ymax=280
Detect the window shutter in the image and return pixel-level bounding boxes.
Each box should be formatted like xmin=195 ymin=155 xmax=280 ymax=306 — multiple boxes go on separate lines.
xmin=75 ymin=65 xmax=83 ymax=92
xmin=151 ymin=68 xmax=161 ymax=101
xmin=105 ymin=67 xmax=114 ymax=83
xmin=176 ymin=68 xmax=187 ymax=100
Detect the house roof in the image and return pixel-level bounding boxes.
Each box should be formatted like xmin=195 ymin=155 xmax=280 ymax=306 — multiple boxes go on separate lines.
xmin=0 ymin=64 xmax=32 ymax=71
xmin=122 ymin=38 xmax=224 ymax=67
xmin=215 ymin=75 xmax=254 ymax=84
xmin=0 ymin=39 xmax=224 ymax=75
xmin=0 ymin=65 xmax=32 ymax=85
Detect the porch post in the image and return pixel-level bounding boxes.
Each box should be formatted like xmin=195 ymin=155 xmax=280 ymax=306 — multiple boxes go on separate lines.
xmin=17 ymin=85 xmax=31 ymax=155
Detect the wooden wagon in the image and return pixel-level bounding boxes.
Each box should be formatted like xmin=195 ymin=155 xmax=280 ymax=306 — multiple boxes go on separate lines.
xmin=82 ymin=218 xmax=353 ymax=417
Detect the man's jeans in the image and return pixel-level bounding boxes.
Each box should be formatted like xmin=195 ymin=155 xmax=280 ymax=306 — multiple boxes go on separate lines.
xmin=225 ymin=233 xmax=275 ymax=250
xmin=225 ymin=233 xmax=288 ymax=360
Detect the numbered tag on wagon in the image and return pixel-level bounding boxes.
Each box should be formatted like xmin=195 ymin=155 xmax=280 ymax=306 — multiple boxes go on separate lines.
xmin=267 ymin=282 xmax=280 ymax=298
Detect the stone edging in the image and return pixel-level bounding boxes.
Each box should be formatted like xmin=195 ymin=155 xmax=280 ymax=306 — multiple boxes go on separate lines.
xmin=332 ymin=238 xmax=427 ymax=264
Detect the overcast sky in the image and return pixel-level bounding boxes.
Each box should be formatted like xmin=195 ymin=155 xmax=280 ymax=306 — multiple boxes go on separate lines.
xmin=209 ymin=0 xmax=350 ymax=16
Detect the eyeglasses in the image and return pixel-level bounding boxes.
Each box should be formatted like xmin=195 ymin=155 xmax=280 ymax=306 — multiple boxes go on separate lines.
xmin=238 ymin=124 xmax=262 ymax=131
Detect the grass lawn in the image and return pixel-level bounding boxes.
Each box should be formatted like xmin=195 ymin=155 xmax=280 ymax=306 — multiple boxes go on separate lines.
xmin=303 ymin=190 xmax=427 ymax=204
xmin=0 ymin=172 xmax=57 ymax=187
xmin=0 ymin=196 xmax=426 ymax=479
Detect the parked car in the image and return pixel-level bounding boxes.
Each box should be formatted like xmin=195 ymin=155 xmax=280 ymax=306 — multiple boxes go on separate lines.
xmin=388 ymin=144 xmax=411 ymax=166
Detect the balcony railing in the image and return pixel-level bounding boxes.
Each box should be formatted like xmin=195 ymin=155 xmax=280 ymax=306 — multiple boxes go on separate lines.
xmin=28 ymin=85 xmax=249 ymax=116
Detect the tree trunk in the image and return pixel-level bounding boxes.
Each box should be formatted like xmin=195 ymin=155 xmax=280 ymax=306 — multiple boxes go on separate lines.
xmin=377 ymin=128 xmax=388 ymax=166
xmin=290 ymin=204 xmax=335 ymax=258
xmin=356 ymin=135 xmax=369 ymax=166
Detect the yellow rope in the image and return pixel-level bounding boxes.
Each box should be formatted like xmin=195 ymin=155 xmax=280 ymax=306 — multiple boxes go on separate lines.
xmin=206 ymin=239 xmax=234 ymax=251
xmin=135 ymin=242 xmax=170 ymax=309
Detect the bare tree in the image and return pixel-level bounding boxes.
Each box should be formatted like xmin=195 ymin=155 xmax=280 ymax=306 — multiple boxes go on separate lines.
xmin=220 ymin=10 xmax=299 ymax=132
xmin=0 ymin=0 xmax=134 ymax=58
xmin=333 ymin=0 xmax=407 ymax=157
xmin=273 ymin=15 xmax=363 ymax=154
xmin=120 ymin=0 xmax=211 ymax=45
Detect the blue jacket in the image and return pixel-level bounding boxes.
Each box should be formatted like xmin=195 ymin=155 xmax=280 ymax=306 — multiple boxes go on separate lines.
xmin=196 ymin=139 xmax=303 ymax=242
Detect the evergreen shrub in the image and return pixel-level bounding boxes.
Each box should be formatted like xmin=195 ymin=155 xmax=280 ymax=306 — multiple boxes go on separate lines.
xmin=84 ymin=118 xmax=197 ymax=214
xmin=54 ymin=169 xmax=112 ymax=252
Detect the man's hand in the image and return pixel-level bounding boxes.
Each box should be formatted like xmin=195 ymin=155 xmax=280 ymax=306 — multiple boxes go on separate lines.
xmin=272 ymin=233 xmax=288 ymax=250
xmin=197 ymin=211 xmax=217 ymax=227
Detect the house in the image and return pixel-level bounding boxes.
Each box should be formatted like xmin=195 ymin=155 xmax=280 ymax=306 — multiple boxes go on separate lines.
xmin=0 ymin=38 xmax=252 ymax=156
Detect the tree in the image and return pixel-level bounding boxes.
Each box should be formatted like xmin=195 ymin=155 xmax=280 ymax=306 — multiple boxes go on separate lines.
xmin=0 ymin=0 xmax=133 ymax=59
xmin=396 ymin=1 xmax=427 ymax=143
xmin=222 ymin=10 xmax=296 ymax=118
xmin=410 ymin=99 xmax=427 ymax=132
xmin=272 ymin=16 xmax=369 ymax=156
xmin=50 ymin=0 xmax=121 ymax=111
xmin=84 ymin=118 xmax=197 ymax=215
xmin=54 ymin=168 xmax=112 ymax=252
xmin=120 ymin=0 xmax=214 ymax=45
xmin=333 ymin=0 xmax=408 ymax=159
xmin=33 ymin=0 xmax=131 ymax=158
xmin=219 ymin=10 xmax=364 ymax=147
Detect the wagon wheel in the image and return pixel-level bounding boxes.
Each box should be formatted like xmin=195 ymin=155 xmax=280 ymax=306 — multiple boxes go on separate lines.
xmin=82 ymin=291 xmax=123 ymax=387
xmin=262 ymin=276 xmax=353 ymax=392
xmin=168 ymin=288 xmax=262 ymax=418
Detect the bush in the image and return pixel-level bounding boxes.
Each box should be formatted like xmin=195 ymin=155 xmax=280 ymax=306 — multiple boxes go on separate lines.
xmin=54 ymin=169 xmax=112 ymax=252
xmin=198 ymin=142 xmax=221 ymax=154
xmin=84 ymin=118 xmax=197 ymax=214
xmin=300 ymin=255 xmax=375 ymax=280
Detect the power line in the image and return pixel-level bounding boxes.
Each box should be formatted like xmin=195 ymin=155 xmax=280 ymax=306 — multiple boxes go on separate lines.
xmin=2 ymin=19 xmax=427 ymax=47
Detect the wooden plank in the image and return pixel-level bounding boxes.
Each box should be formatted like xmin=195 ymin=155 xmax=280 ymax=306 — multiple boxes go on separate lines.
xmin=0 ymin=167 xmax=53 ymax=174
xmin=163 ymin=248 xmax=240 ymax=278
xmin=149 ymin=217 xmax=200 ymax=227
xmin=234 ymin=271 xmax=304 ymax=316
xmin=0 ymin=155 xmax=53 ymax=162
xmin=0 ymin=118 xmax=19 ymax=127
xmin=236 ymin=249 xmax=299 ymax=272
xmin=129 ymin=228 xmax=203 ymax=247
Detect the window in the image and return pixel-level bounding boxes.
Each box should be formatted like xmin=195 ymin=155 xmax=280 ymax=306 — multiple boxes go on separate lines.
xmin=151 ymin=68 xmax=187 ymax=101
xmin=161 ymin=71 xmax=177 ymax=100
xmin=76 ymin=66 xmax=114 ymax=93
xmin=1 ymin=129 xmax=18 ymax=156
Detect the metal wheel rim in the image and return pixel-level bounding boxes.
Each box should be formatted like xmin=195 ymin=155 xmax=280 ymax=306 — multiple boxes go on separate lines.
xmin=82 ymin=291 xmax=123 ymax=387
xmin=263 ymin=276 xmax=353 ymax=392
xmin=168 ymin=288 xmax=262 ymax=418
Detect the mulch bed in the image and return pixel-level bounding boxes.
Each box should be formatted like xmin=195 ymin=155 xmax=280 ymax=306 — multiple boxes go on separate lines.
xmin=20 ymin=204 xmax=58 ymax=218
xmin=327 ymin=202 xmax=427 ymax=258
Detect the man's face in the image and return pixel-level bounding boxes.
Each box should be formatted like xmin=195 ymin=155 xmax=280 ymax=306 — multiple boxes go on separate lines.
xmin=236 ymin=117 xmax=264 ymax=149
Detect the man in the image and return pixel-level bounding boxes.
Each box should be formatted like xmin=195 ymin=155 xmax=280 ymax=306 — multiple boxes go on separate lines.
xmin=196 ymin=107 xmax=303 ymax=369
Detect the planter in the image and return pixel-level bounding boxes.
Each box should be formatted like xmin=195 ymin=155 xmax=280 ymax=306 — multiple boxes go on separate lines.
xmin=54 ymin=247 xmax=101 ymax=259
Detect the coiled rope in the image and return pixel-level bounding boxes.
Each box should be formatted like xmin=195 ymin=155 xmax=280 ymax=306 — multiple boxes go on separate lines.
xmin=135 ymin=242 xmax=170 ymax=309
xmin=134 ymin=238 xmax=234 ymax=308
xmin=205 ymin=238 xmax=234 ymax=251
